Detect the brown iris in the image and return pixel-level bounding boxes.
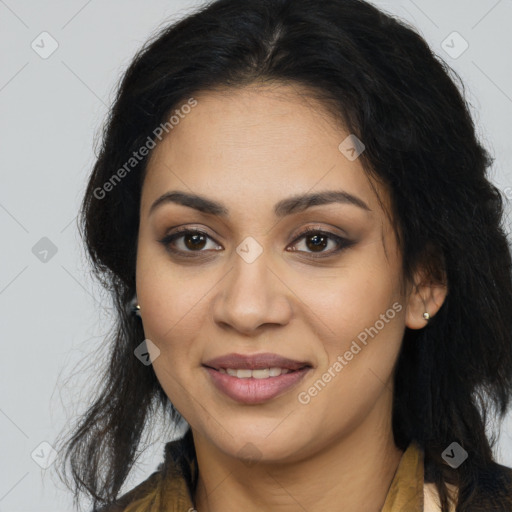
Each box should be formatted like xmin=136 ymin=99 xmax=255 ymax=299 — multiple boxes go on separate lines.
xmin=305 ymin=233 xmax=328 ymax=252
xmin=184 ymin=232 xmax=208 ymax=250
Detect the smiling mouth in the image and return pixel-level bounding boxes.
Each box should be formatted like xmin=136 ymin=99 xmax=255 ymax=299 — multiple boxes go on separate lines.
xmin=202 ymin=364 xmax=312 ymax=405
xmin=201 ymin=352 xmax=313 ymax=403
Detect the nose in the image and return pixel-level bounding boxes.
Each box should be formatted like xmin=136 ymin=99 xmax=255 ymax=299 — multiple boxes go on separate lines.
xmin=212 ymin=244 xmax=293 ymax=335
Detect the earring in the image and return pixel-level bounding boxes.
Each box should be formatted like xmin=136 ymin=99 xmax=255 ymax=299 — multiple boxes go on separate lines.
xmin=423 ymin=312 xmax=430 ymax=321
xmin=130 ymin=296 xmax=141 ymax=318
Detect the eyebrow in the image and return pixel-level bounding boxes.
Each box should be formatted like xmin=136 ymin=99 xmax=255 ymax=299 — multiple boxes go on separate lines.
xmin=148 ymin=189 xmax=371 ymax=218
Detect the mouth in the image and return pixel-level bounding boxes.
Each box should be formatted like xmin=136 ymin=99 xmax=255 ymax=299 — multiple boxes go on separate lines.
xmin=202 ymin=353 xmax=313 ymax=404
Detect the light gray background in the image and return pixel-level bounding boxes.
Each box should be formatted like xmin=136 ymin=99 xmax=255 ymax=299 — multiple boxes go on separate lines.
xmin=1 ymin=1 xmax=511 ymax=511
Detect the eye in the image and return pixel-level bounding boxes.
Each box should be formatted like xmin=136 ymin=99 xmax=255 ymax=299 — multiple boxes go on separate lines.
xmin=159 ymin=227 xmax=222 ymax=258
xmin=287 ymin=227 xmax=353 ymax=258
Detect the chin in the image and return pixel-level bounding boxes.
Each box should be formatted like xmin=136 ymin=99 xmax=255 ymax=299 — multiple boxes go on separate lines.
xmin=205 ymin=427 xmax=310 ymax=465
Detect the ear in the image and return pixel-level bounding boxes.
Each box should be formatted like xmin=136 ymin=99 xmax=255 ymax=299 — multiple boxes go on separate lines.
xmin=405 ymin=264 xmax=448 ymax=330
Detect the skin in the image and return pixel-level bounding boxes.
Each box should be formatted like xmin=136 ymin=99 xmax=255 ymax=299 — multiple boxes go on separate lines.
xmin=135 ymin=82 xmax=447 ymax=512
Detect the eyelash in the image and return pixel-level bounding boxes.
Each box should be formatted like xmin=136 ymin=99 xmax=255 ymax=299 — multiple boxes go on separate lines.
xmin=158 ymin=226 xmax=354 ymax=260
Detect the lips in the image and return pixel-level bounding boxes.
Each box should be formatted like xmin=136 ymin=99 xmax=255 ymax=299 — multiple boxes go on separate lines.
xmin=202 ymin=352 xmax=311 ymax=371
xmin=202 ymin=353 xmax=313 ymax=404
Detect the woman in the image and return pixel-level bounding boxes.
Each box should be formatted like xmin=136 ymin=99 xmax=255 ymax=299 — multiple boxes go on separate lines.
xmin=55 ymin=0 xmax=512 ymax=510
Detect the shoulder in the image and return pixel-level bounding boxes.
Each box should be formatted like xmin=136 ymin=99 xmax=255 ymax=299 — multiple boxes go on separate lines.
xmin=424 ymin=462 xmax=512 ymax=512
xmin=91 ymin=435 xmax=194 ymax=512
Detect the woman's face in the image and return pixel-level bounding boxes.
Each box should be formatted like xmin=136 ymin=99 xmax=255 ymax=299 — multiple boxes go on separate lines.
xmin=136 ymin=84 xmax=413 ymax=464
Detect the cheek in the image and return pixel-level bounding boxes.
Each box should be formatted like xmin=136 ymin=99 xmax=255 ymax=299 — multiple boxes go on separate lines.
xmin=134 ymin=253 xmax=206 ymax=405
xmin=314 ymin=281 xmax=405 ymax=382
xmin=304 ymin=256 xmax=401 ymax=346
xmin=136 ymin=264 xmax=207 ymax=415
xmin=299 ymin=254 xmax=405 ymax=406
xmin=136 ymin=238 xmax=210 ymax=339
xmin=298 ymin=307 xmax=405 ymax=436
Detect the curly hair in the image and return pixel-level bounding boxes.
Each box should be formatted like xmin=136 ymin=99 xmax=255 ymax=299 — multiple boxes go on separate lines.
xmin=54 ymin=0 xmax=512 ymax=510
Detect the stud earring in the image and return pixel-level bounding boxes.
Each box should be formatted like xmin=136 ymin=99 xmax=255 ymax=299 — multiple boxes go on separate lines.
xmin=130 ymin=296 xmax=141 ymax=318
xmin=423 ymin=312 xmax=430 ymax=321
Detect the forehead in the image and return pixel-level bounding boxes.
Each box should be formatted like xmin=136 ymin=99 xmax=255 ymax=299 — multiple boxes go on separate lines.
xmin=141 ymin=84 xmax=387 ymax=218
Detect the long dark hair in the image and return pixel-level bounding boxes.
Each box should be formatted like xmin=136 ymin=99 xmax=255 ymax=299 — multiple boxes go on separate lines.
xmin=54 ymin=0 xmax=512 ymax=510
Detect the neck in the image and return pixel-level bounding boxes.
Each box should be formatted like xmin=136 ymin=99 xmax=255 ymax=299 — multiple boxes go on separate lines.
xmin=192 ymin=399 xmax=403 ymax=512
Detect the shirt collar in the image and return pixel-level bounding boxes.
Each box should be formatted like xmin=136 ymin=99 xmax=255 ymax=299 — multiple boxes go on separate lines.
xmin=381 ymin=441 xmax=424 ymax=511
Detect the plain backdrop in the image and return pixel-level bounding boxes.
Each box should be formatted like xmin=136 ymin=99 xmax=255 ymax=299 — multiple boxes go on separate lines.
xmin=1 ymin=0 xmax=511 ymax=510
